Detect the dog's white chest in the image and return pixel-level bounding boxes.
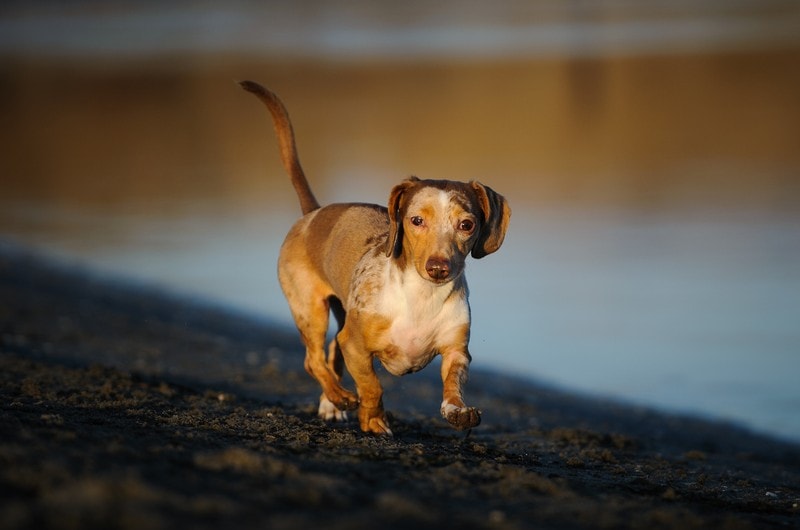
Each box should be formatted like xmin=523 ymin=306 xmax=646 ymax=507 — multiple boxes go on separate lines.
xmin=371 ymin=268 xmax=470 ymax=376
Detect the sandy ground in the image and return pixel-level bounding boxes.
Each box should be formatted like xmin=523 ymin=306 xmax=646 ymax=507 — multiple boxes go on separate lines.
xmin=1 ymin=245 xmax=799 ymax=529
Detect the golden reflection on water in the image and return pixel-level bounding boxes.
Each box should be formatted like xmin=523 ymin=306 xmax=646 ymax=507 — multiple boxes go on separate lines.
xmin=2 ymin=49 xmax=799 ymax=214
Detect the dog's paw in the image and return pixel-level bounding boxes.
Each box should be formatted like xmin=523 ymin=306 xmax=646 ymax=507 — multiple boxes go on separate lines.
xmin=359 ymin=407 xmax=393 ymax=436
xmin=328 ymin=388 xmax=360 ymax=411
xmin=337 ymin=393 xmax=360 ymax=411
xmin=318 ymin=395 xmax=348 ymax=422
xmin=441 ymin=402 xmax=481 ymax=430
xmin=363 ymin=416 xmax=393 ymax=436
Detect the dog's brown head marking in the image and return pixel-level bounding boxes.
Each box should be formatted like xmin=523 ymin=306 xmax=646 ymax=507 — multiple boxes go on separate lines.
xmin=386 ymin=177 xmax=511 ymax=270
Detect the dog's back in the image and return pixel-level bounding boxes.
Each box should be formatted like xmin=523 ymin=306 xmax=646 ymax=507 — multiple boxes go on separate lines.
xmin=281 ymin=203 xmax=390 ymax=305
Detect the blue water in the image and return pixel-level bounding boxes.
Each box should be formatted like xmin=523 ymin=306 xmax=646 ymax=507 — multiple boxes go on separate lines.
xmin=3 ymin=201 xmax=798 ymax=442
xmin=468 ymin=209 xmax=800 ymax=442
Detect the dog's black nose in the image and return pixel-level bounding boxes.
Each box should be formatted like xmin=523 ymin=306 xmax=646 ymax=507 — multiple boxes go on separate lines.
xmin=425 ymin=257 xmax=451 ymax=280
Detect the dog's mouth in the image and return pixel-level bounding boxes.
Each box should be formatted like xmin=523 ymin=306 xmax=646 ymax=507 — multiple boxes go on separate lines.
xmin=425 ymin=275 xmax=453 ymax=285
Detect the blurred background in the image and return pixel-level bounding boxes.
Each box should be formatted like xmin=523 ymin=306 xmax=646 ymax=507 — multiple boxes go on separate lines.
xmin=2 ymin=1 xmax=799 ymax=441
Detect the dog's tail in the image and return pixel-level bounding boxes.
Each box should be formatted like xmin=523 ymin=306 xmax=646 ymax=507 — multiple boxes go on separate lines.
xmin=239 ymin=80 xmax=320 ymax=215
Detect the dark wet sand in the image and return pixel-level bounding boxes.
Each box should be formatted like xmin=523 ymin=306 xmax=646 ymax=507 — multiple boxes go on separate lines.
xmin=1 ymin=245 xmax=799 ymax=529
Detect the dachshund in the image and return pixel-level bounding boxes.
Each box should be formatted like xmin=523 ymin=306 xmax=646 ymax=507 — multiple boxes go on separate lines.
xmin=240 ymin=80 xmax=510 ymax=435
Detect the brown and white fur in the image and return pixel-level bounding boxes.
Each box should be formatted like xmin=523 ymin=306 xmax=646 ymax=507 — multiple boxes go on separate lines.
xmin=240 ymin=80 xmax=510 ymax=436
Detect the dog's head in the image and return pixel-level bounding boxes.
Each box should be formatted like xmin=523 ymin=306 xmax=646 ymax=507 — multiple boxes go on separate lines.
xmin=386 ymin=177 xmax=511 ymax=283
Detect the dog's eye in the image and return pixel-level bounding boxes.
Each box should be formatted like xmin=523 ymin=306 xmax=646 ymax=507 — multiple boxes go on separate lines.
xmin=410 ymin=216 xmax=424 ymax=227
xmin=458 ymin=219 xmax=475 ymax=233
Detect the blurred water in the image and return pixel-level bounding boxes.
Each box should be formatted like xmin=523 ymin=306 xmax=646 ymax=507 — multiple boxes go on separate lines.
xmin=2 ymin=1 xmax=798 ymax=59
xmin=468 ymin=209 xmax=800 ymax=442
xmin=3 ymin=201 xmax=798 ymax=442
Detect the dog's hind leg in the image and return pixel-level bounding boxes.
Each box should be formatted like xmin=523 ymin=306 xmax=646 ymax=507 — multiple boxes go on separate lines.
xmin=318 ymin=297 xmax=349 ymax=421
xmin=279 ymin=262 xmax=359 ymax=414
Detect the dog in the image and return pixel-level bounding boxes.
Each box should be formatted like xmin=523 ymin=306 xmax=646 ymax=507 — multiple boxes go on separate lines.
xmin=240 ymin=80 xmax=510 ymax=435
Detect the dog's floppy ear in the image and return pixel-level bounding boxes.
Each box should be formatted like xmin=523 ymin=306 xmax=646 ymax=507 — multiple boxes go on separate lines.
xmin=386 ymin=177 xmax=420 ymax=258
xmin=470 ymin=181 xmax=511 ymax=259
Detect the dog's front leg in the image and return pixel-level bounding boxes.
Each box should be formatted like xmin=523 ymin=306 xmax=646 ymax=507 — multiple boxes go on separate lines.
xmin=337 ymin=320 xmax=393 ymax=436
xmin=440 ymin=349 xmax=481 ymax=430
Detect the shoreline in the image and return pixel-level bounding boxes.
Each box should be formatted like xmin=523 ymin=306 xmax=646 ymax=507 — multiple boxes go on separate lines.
xmin=2 ymin=244 xmax=799 ymax=529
